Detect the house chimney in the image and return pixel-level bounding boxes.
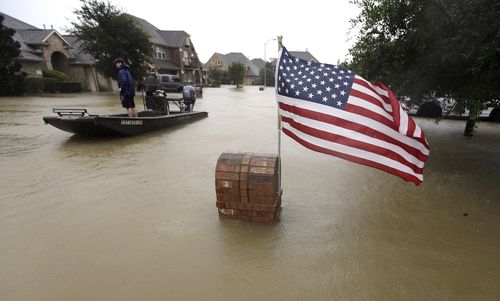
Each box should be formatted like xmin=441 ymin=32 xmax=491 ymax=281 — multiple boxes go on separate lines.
xmin=43 ymin=24 xmax=46 ymax=29
xmin=51 ymin=25 xmax=53 ymax=29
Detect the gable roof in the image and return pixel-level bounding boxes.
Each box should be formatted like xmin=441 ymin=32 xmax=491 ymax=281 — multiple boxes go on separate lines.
xmin=1 ymin=12 xmax=97 ymax=65
xmin=214 ymin=52 xmax=260 ymax=76
xmin=2 ymin=13 xmax=46 ymax=62
xmin=15 ymin=29 xmax=71 ymax=46
xmin=127 ymin=14 xmax=191 ymax=49
xmin=1 ymin=12 xmax=37 ymax=30
xmin=12 ymin=32 xmax=44 ymax=61
xmin=159 ymin=30 xmax=187 ymax=48
xmin=289 ymin=50 xmax=319 ymax=63
xmin=126 ymin=14 xmax=166 ymax=46
xmin=15 ymin=29 xmax=52 ymax=44
xmin=251 ymin=58 xmax=266 ymax=70
xmin=63 ymin=35 xmax=95 ymax=64
xmin=41 ymin=30 xmax=72 ymax=45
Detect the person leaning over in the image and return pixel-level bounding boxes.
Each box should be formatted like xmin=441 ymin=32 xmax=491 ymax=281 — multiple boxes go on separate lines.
xmin=114 ymin=58 xmax=138 ymax=117
xmin=182 ymin=85 xmax=196 ymax=112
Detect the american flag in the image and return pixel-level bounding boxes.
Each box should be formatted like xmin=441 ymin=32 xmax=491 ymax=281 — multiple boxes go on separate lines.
xmin=276 ymin=47 xmax=429 ymax=185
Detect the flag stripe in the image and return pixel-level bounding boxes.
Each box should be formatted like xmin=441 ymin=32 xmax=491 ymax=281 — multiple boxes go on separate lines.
xmin=351 ymin=83 xmax=393 ymax=112
xmin=279 ymin=109 xmax=426 ymax=168
xmin=413 ymin=124 xmax=422 ymax=138
xmin=279 ymin=101 xmax=428 ymax=163
xmin=281 ymin=124 xmax=424 ymax=184
xmin=347 ymin=95 xmax=394 ymax=122
xmin=280 ymin=114 xmax=425 ymax=173
xmin=399 ymin=106 xmax=409 ymax=134
xmin=344 ymin=103 xmax=395 ymax=128
xmin=278 ymin=95 xmax=429 ymax=157
xmin=406 ymin=115 xmax=416 ymax=137
xmin=354 ymin=77 xmax=390 ymax=104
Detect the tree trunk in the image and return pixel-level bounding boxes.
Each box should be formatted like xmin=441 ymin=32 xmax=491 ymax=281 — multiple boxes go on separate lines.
xmin=463 ymin=103 xmax=480 ymax=137
xmin=463 ymin=118 xmax=475 ymax=136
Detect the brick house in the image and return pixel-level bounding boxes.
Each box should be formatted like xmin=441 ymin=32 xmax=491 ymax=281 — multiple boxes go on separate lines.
xmin=1 ymin=12 xmax=114 ymax=91
xmin=128 ymin=15 xmax=203 ymax=83
xmin=205 ymin=52 xmax=261 ymax=85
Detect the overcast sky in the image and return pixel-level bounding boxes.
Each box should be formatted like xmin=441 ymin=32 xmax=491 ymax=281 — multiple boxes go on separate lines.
xmin=1 ymin=0 xmax=360 ymax=64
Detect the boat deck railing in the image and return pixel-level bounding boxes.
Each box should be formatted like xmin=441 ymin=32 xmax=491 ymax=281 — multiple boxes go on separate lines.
xmin=53 ymin=108 xmax=88 ymax=117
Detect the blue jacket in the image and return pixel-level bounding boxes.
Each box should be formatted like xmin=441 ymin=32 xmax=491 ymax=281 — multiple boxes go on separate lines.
xmin=117 ymin=64 xmax=135 ymax=97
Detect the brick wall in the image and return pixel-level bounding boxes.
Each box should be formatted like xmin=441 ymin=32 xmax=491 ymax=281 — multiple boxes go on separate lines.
xmin=42 ymin=34 xmax=70 ymax=69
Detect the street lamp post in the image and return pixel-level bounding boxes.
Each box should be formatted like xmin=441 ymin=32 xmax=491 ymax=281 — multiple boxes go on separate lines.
xmin=263 ymin=38 xmax=276 ymax=91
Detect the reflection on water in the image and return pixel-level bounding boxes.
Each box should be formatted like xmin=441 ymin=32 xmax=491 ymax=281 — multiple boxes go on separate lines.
xmin=1 ymin=89 xmax=499 ymax=300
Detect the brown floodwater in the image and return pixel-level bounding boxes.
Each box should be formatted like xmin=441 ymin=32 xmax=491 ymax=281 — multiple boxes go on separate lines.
xmin=1 ymin=87 xmax=499 ymax=300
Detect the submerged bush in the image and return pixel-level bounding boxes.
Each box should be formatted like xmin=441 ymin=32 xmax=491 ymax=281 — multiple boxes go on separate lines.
xmin=24 ymin=77 xmax=81 ymax=94
xmin=42 ymin=69 xmax=70 ymax=81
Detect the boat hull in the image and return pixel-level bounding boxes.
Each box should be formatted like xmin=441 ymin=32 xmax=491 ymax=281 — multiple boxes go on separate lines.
xmin=43 ymin=111 xmax=208 ymax=136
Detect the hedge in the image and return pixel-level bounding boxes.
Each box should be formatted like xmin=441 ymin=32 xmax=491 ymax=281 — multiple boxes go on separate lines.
xmin=24 ymin=77 xmax=82 ymax=94
xmin=42 ymin=69 xmax=70 ymax=81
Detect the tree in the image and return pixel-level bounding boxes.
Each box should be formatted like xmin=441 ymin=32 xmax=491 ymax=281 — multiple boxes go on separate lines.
xmin=258 ymin=62 xmax=276 ymax=87
xmin=69 ymin=0 xmax=152 ymax=80
xmin=348 ymin=0 xmax=500 ymax=136
xmin=0 ymin=15 xmax=25 ymax=96
xmin=207 ymin=68 xmax=228 ymax=85
xmin=228 ymin=62 xmax=246 ymax=88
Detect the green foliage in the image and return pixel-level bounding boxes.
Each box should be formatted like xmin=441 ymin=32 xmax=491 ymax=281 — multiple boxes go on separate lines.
xmin=206 ymin=80 xmax=221 ymax=88
xmin=208 ymin=68 xmax=228 ymax=85
xmin=348 ymin=0 xmax=500 ymax=134
xmin=24 ymin=77 xmax=82 ymax=94
xmin=69 ymin=0 xmax=152 ymax=79
xmin=259 ymin=62 xmax=276 ymax=87
xmin=42 ymin=69 xmax=70 ymax=81
xmin=41 ymin=78 xmax=58 ymax=93
xmin=24 ymin=78 xmax=46 ymax=94
xmin=0 ymin=15 xmax=26 ymax=96
xmin=26 ymin=68 xmax=81 ymax=93
xmin=228 ymin=62 xmax=246 ymax=88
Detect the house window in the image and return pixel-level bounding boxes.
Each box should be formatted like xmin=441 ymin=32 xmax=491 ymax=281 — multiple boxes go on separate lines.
xmin=155 ymin=46 xmax=167 ymax=60
xmin=183 ymin=50 xmax=190 ymax=65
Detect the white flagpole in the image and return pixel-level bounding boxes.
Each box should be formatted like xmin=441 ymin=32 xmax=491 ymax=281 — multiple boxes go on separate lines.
xmin=276 ymin=35 xmax=283 ymax=197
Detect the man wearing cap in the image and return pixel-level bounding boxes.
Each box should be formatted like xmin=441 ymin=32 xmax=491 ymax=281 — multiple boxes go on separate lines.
xmin=114 ymin=58 xmax=138 ymax=117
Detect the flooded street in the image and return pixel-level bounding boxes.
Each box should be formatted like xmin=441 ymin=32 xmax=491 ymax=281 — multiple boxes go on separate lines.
xmin=1 ymin=87 xmax=500 ymax=300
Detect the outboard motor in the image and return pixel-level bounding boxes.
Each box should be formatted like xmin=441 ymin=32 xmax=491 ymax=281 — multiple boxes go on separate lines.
xmin=182 ymin=85 xmax=196 ymax=112
xmin=143 ymin=72 xmax=160 ymax=96
xmin=142 ymin=73 xmax=168 ymax=113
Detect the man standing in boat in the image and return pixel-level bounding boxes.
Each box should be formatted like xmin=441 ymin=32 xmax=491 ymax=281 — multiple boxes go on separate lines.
xmin=114 ymin=58 xmax=138 ymax=117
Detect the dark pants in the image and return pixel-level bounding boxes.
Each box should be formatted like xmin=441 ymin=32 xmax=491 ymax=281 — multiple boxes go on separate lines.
xmin=121 ymin=96 xmax=136 ymax=109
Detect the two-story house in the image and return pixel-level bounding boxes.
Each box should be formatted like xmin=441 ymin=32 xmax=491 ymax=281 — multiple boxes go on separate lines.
xmin=128 ymin=15 xmax=203 ymax=83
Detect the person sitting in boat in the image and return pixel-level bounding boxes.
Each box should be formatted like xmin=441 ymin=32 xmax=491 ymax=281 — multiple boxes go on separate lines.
xmin=182 ymin=85 xmax=196 ymax=112
xmin=115 ymin=58 xmax=138 ymax=118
